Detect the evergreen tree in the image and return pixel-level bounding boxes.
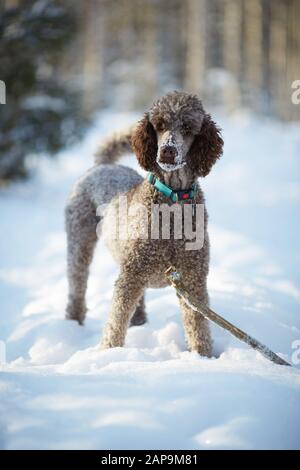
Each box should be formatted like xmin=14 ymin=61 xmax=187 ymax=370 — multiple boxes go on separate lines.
xmin=0 ymin=0 xmax=86 ymax=182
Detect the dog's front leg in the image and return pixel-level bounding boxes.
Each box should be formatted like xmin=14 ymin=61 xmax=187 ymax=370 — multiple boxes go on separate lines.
xmin=100 ymin=269 xmax=145 ymax=349
xmin=179 ymin=294 xmax=212 ymax=357
xmin=178 ymin=269 xmax=213 ymax=357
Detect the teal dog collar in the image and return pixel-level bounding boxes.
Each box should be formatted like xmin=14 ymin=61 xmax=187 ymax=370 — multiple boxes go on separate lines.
xmin=148 ymin=173 xmax=196 ymax=203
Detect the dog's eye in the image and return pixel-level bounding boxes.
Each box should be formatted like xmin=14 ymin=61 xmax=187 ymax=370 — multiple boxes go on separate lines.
xmin=182 ymin=125 xmax=191 ymax=135
xmin=156 ymin=122 xmax=165 ymax=132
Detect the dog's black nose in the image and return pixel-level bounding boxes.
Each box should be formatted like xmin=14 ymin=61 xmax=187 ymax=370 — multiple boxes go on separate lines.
xmin=160 ymin=146 xmax=178 ymax=164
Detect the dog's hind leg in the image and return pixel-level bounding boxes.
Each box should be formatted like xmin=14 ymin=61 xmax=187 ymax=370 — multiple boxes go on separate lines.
xmin=65 ymin=194 xmax=98 ymax=325
xmin=130 ymin=294 xmax=147 ymax=326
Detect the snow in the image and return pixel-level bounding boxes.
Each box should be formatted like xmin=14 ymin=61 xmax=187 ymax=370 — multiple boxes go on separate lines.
xmin=0 ymin=109 xmax=300 ymax=450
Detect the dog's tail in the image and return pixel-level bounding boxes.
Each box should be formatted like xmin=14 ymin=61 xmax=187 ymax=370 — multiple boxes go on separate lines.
xmin=94 ymin=126 xmax=135 ymax=165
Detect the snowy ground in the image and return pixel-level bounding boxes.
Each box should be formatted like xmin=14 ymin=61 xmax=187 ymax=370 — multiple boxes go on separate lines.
xmin=0 ymin=110 xmax=300 ymax=450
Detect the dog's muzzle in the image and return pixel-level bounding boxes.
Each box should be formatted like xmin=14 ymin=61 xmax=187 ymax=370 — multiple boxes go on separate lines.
xmin=159 ymin=145 xmax=178 ymax=165
xmin=157 ymin=133 xmax=186 ymax=172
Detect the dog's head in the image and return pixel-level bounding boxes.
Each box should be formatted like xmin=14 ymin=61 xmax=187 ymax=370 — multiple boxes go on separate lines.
xmin=131 ymin=91 xmax=223 ymax=177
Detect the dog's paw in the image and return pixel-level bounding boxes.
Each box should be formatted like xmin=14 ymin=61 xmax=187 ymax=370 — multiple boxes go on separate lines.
xmin=65 ymin=302 xmax=86 ymax=325
xmin=130 ymin=314 xmax=147 ymax=327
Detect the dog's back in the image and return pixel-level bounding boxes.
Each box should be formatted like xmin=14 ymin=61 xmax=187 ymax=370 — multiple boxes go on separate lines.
xmin=68 ymin=163 xmax=142 ymax=209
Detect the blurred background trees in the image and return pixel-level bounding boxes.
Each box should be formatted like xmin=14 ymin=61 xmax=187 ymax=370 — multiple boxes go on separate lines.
xmin=0 ymin=0 xmax=86 ymax=181
xmin=0 ymin=0 xmax=299 ymax=182
xmin=66 ymin=0 xmax=299 ymax=119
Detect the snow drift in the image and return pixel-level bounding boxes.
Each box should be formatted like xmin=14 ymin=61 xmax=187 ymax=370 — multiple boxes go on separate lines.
xmin=0 ymin=110 xmax=300 ymax=449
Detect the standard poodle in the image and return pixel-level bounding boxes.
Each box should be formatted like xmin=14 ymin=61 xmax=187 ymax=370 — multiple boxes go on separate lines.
xmin=65 ymin=91 xmax=223 ymax=356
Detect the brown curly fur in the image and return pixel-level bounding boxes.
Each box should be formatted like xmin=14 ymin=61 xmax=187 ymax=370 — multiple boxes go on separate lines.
xmin=131 ymin=114 xmax=158 ymax=171
xmin=65 ymin=91 xmax=224 ymax=357
xmin=187 ymin=114 xmax=223 ymax=177
xmin=132 ymin=94 xmax=223 ymax=181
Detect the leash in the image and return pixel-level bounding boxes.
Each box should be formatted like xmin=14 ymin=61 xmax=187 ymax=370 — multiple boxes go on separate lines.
xmin=165 ymin=266 xmax=292 ymax=367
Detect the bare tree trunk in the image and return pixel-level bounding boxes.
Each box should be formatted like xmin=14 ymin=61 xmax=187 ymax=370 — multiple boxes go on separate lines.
xmin=244 ymin=0 xmax=263 ymax=110
xmin=81 ymin=0 xmax=105 ymax=116
xmin=261 ymin=0 xmax=272 ymax=114
xmin=223 ymin=0 xmax=242 ymax=110
xmin=183 ymin=0 xmax=206 ymax=96
xmin=143 ymin=0 xmax=158 ymax=104
xmin=269 ymin=0 xmax=288 ymax=120
xmin=286 ymin=0 xmax=300 ymax=121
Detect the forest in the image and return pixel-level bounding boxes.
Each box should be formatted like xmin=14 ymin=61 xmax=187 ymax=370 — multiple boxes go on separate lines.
xmin=63 ymin=0 xmax=300 ymax=120
xmin=0 ymin=0 xmax=299 ymax=179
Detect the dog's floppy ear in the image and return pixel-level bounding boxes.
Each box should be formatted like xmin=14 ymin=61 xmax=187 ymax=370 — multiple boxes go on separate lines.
xmin=131 ymin=113 xmax=158 ymax=171
xmin=187 ymin=114 xmax=224 ymax=177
